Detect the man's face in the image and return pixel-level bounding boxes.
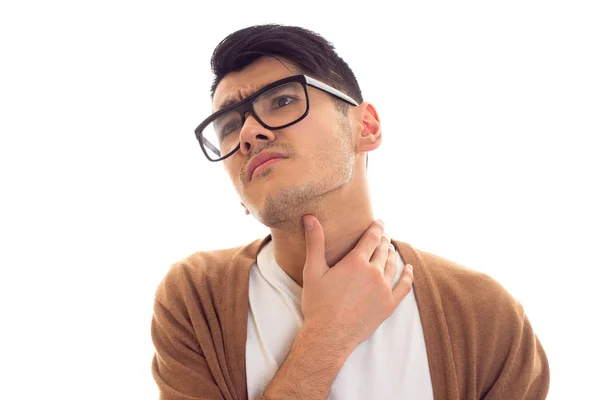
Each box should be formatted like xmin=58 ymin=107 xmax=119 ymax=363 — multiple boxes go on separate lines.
xmin=212 ymin=56 xmax=359 ymax=228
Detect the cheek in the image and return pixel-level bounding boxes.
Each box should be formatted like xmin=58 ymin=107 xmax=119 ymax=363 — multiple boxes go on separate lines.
xmin=294 ymin=111 xmax=337 ymax=147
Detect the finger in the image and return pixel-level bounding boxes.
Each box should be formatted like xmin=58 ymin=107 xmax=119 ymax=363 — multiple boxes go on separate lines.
xmin=303 ymin=215 xmax=327 ymax=279
xmin=353 ymin=219 xmax=385 ymax=260
xmin=369 ymin=234 xmax=390 ymax=266
xmin=383 ymin=244 xmax=398 ymax=284
xmin=392 ymin=264 xmax=414 ymax=305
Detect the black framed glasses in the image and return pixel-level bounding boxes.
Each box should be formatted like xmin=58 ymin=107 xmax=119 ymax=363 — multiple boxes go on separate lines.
xmin=194 ymin=74 xmax=360 ymax=162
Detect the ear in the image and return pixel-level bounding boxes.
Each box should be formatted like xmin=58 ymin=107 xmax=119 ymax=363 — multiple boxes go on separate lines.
xmin=355 ymin=102 xmax=382 ymax=152
xmin=240 ymin=202 xmax=250 ymax=215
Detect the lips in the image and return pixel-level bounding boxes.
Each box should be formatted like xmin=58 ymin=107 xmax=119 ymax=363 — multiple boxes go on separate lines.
xmin=247 ymin=151 xmax=288 ymax=181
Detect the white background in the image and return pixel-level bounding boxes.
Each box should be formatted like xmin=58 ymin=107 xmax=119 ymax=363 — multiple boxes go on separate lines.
xmin=1 ymin=1 xmax=598 ymax=399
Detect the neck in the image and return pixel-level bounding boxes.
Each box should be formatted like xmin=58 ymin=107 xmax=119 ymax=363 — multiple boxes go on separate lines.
xmin=269 ymin=190 xmax=375 ymax=287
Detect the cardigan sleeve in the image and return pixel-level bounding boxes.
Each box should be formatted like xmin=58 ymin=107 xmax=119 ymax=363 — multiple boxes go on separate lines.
xmin=483 ymin=311 xmax=550 ymax=400
xmin=151 ymin=297 xmax=225 ymax=400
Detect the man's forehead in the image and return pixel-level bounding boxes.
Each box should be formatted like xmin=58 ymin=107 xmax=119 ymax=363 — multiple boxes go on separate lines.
xmin=212 ymin=57 xmax=299 ymax=112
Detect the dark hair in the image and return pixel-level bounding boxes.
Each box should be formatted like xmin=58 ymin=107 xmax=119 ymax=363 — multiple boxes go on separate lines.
xmin=209 ymin=24 xmax=363 ymax=113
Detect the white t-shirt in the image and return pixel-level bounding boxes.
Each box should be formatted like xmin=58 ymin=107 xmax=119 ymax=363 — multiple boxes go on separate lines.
xmin=245 ymin=240 xmax=434 ymax=399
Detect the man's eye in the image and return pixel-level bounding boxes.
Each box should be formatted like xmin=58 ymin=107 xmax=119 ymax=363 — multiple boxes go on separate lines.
xmin=272 ymin=96 xmax=295 ymax=109
xmin=220 ymin=122 xmax=240 ymax=139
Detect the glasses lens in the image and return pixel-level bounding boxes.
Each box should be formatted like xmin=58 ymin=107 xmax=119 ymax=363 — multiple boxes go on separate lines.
xmin=254 ymin=82 xmax=307 ymax=128
xmin=201 ymin=110 xmax=243 ymax=161
xmin=199 ymin=81 xmax=308 ymax=161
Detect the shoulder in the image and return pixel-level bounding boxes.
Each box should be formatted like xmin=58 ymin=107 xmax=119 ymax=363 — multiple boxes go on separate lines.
xmin=417 ymin=249 xmax=550 ymax=397
xmin=395 ymin=240 xmax=526 ymax=347
xmin=154 ymin=238 xmax=266 ymax=308
xmin=398 ymin=243 xmax=545 ymax=393
xmin=417 ymin=248 xmax=524 ymax=319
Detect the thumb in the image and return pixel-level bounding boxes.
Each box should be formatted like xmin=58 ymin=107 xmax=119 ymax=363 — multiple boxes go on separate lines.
xmin=303 ymin=215 xmax=327 ymax=278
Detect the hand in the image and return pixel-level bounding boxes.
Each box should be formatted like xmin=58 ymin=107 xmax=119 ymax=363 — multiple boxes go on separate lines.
xmin=300 ymin=215 xmax=414 ymax=349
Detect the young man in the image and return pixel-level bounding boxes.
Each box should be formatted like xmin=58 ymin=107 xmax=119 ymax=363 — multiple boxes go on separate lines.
xmin=151 ymin=25 xmax=550 ymax=400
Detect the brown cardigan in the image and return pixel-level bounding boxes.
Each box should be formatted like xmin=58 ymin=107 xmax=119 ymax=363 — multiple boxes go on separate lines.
xmin=151 ymin=236 xmax=550 ymax=399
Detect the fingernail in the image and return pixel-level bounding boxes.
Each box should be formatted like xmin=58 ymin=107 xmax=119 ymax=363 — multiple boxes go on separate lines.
xmin=303 ymin=216 xmax=313 ymax=230
xmin=407 ymin=264 xmax=413 ymax=271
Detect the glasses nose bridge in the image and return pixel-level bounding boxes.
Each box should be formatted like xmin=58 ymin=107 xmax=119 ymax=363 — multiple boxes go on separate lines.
xmin=237 ymin=101 xmax=266 ymax=133
xmin=238 ymin=100 xmax=260 ymax=125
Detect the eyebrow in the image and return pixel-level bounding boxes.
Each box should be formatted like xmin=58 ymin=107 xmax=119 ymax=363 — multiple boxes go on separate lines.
xmin=215 ymin=82 xmax=269 ymax=112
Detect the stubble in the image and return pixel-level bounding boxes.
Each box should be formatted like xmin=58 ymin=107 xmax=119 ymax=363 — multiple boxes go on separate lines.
xmin=255 ymin=116 xmax=354 ymax=231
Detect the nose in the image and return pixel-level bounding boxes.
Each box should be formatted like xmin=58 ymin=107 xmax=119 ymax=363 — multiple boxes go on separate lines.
xmin=238 ymin=114 xmax=276 ymax=156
